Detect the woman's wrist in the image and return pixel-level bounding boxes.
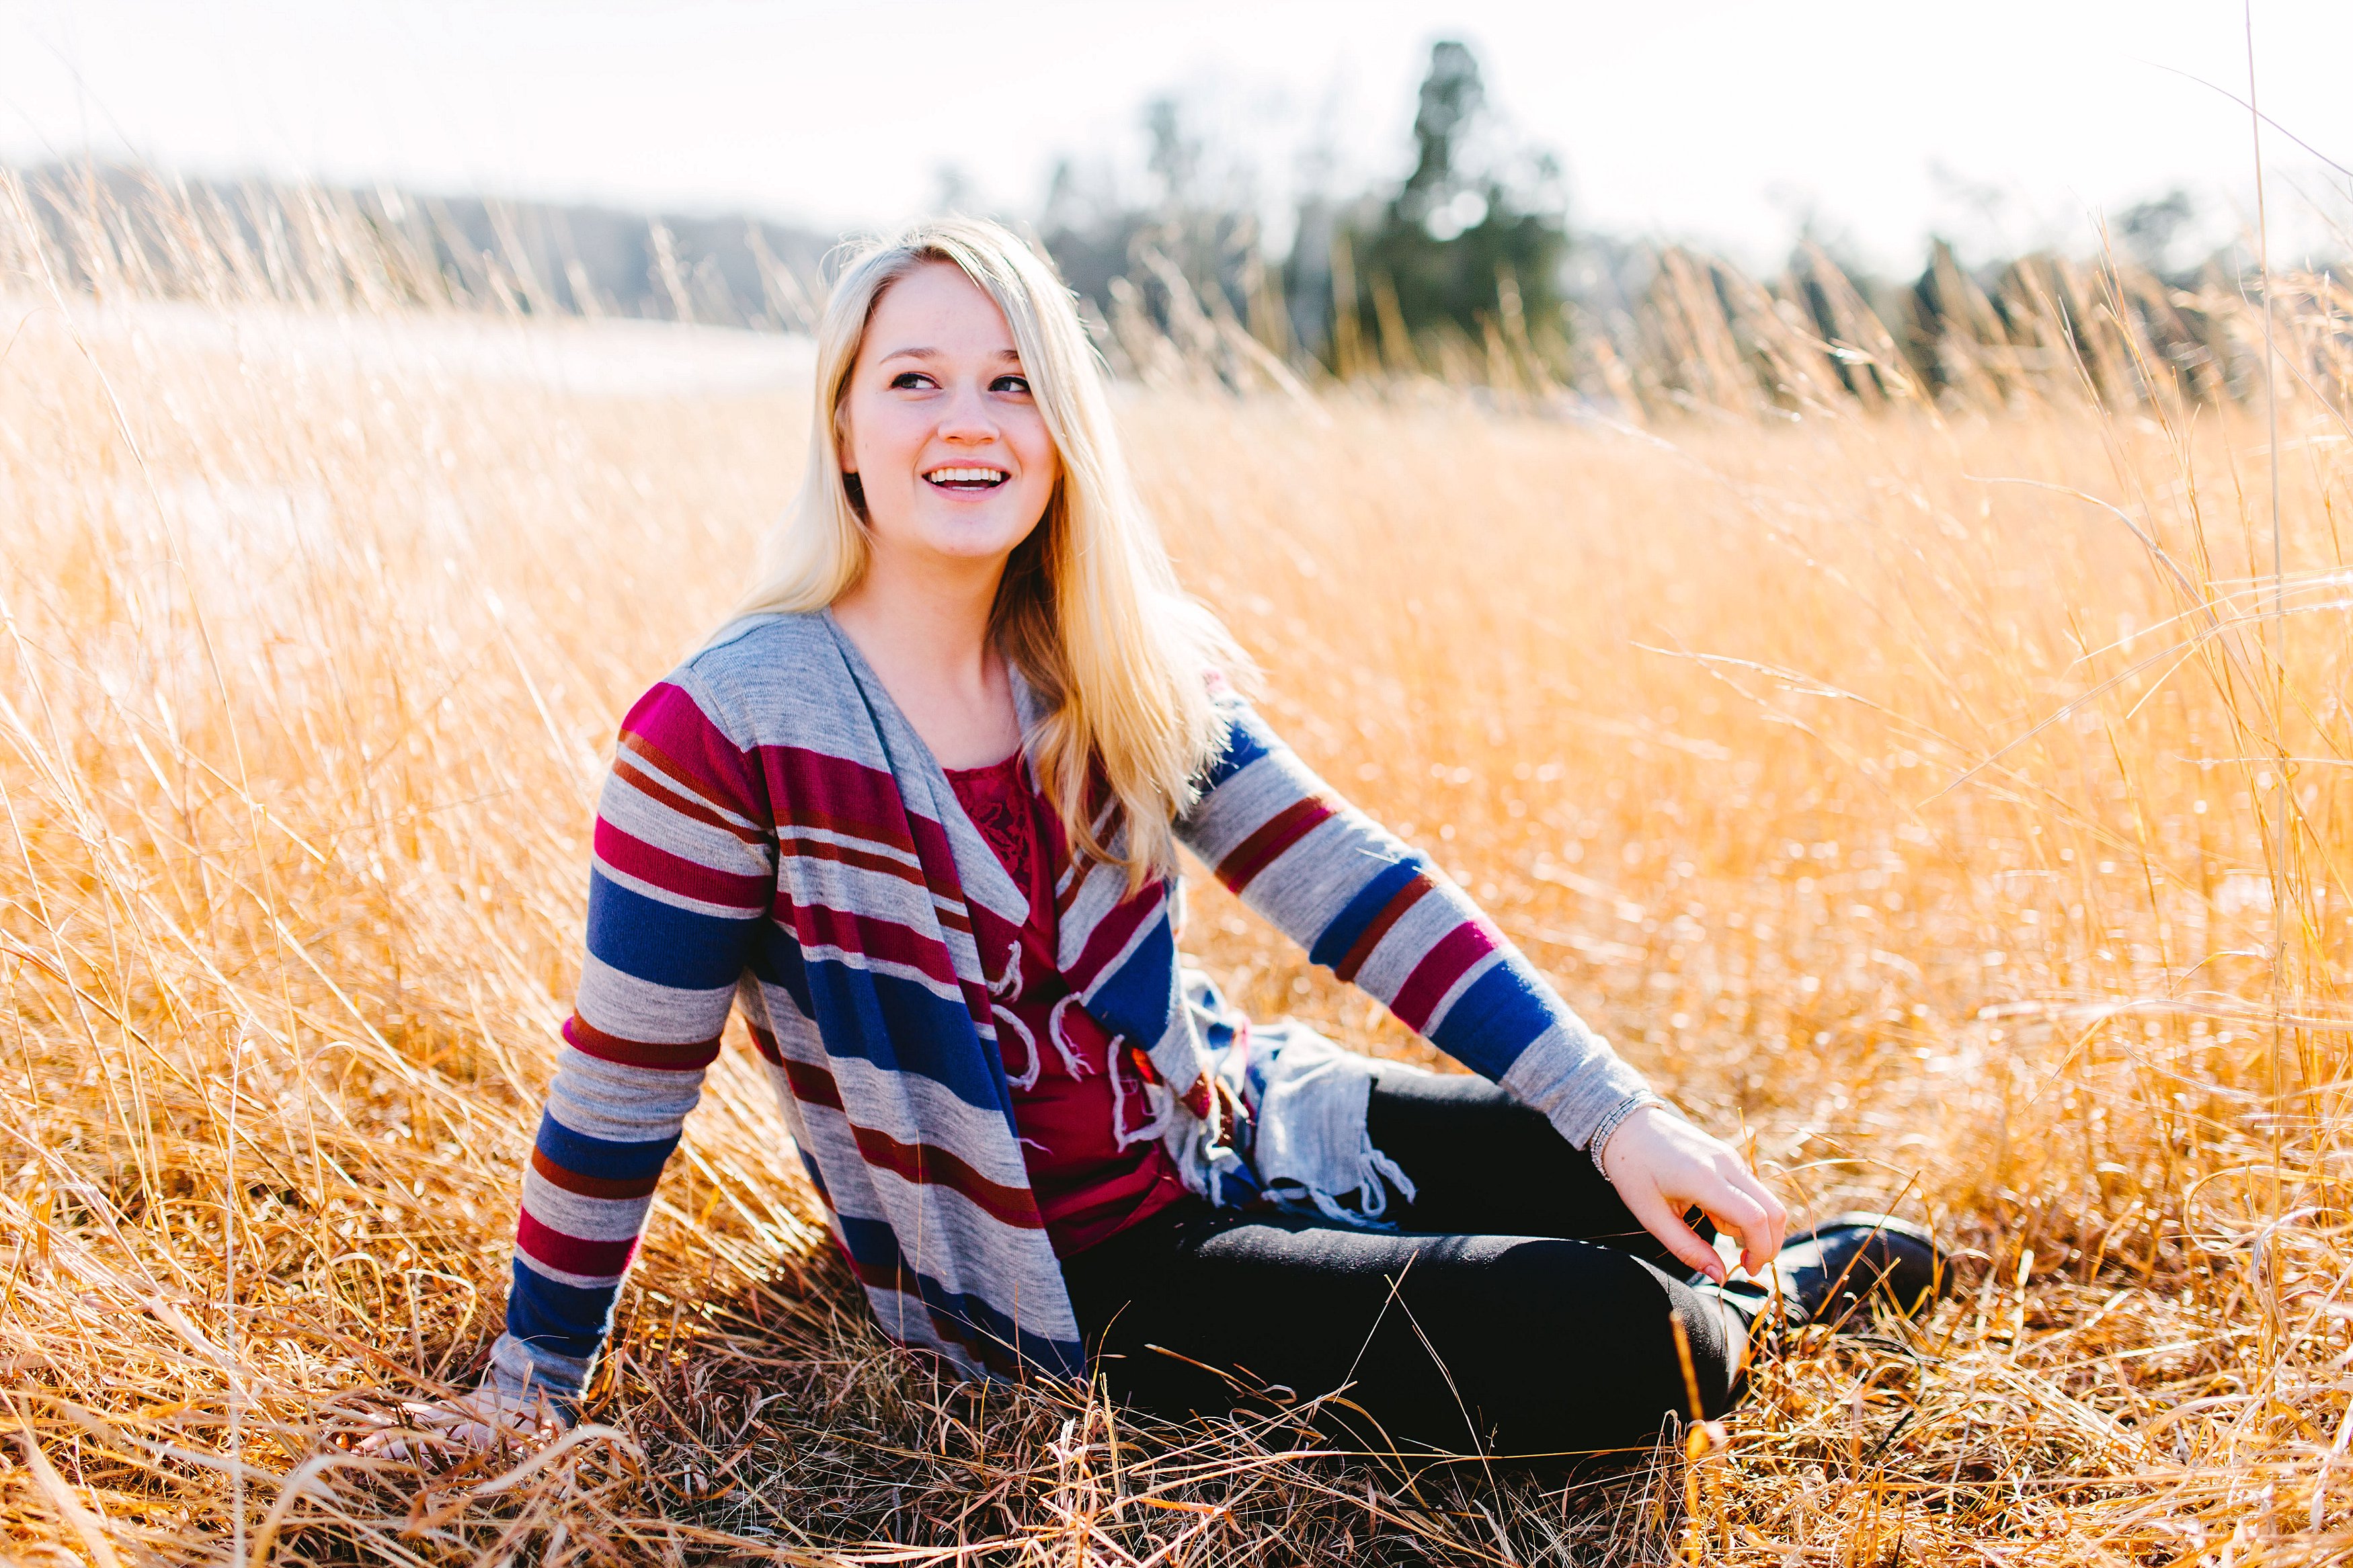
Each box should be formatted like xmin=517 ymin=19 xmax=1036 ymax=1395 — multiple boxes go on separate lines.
xmin=1588 ymin=1092 xmax=1669 ymax=1181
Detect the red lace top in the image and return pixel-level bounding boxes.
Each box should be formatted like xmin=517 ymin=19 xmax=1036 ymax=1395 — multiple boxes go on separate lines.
xmin=943 ymin=753 xmax=1189 ymax=1256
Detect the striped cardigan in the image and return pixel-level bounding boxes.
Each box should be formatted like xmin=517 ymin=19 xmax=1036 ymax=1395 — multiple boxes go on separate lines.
xmin=488 ymin=609 xmax=1652 ymax=1398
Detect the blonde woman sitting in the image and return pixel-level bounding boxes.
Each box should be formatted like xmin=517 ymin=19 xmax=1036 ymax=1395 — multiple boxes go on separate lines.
xmin=382 ymin=219 xmax=1940 ymax=1464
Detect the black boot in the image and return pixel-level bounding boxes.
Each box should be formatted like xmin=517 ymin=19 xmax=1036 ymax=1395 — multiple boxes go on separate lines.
xmin=1707 ymin=1212 xmax=1946 ymax=1332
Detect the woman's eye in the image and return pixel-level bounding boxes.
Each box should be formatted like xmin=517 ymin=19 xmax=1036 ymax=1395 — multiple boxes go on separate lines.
xmin=889 ymin=371 xmax=935 ymax=390
xmin=991 ymin=375 xmax=1031 ymax=395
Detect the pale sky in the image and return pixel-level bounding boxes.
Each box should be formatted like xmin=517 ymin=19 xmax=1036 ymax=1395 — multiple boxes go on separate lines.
xmin=3 ymin=0 xmax=2348 ymax=274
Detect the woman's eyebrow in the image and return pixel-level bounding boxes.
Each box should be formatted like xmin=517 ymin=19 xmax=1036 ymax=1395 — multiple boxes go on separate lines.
xmin=875 ymin=345 xmax=1024 ymax=365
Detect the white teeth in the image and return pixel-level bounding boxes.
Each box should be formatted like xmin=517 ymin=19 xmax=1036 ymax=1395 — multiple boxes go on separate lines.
xmin=926 ymin=466 xmax=1006 ymax=484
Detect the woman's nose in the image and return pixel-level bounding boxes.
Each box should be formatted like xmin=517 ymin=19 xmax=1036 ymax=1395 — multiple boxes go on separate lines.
xmin=936 ymin=384 xmax=999 ymax=441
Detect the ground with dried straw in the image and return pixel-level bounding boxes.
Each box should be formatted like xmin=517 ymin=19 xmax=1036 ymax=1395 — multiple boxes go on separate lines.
xmin=5 ymin=198 xmax=2352 ymax=1565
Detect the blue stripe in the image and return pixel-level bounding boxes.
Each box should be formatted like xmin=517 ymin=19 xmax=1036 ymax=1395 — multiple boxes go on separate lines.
xmin=836 ymin=1216 xmax=1084 ymax=1377
xmin=1196 ymin=708 xmax=1271 ymax=792
xmin=1082 ymin=917 xmax=1178 ymax=1048
xmin=750 ymin=919 xmax=813 ymax=1018
xmin=1308 ymin=854 xmax=1425 ymax=970
xmin=505 ymin=1259 xmax=616 ymax=1359
xmin=1427 ymin=958 xmax=1558 ymax=1080
xmin=800 ymin=954 xmax=1009 ymax=1116
xmin=584 ymin=867 xmax=754 ymax=991
xmin=534 ymin=1111 xmax=678 ymax=1181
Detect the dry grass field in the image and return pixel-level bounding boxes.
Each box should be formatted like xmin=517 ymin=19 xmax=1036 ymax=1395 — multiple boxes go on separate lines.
xmin=5 ymin=182 xmax=2353 ymax=1565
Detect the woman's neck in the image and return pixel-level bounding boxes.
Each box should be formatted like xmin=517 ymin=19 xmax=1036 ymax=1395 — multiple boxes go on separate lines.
xmin=830 ymin=545 xmax=1024 ymax=769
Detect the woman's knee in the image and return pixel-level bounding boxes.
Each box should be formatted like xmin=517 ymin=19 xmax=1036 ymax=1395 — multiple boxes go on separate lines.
xmin=1669 ymin=1282 xmax=1749 ymax=1421
xmin=1435 ymin=1243 xmax=1743 ymax=1442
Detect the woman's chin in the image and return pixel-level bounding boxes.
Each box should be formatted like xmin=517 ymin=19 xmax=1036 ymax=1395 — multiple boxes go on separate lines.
xmin=890 ymin=513 xmax=1044 ymax=566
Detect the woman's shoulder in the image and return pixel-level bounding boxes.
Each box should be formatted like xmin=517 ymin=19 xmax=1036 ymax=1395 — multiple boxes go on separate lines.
xmin=645 ymin=610 xmax=862 ymax=749
xmin=674 ymin=608 xmax=844 ymax=687
xmin=690 ymin=609 xmax=833 ymax=670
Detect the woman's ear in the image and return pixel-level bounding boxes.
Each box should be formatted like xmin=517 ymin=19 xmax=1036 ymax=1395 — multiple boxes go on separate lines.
xmin=835 ymin=407 xmax=867 ymax=518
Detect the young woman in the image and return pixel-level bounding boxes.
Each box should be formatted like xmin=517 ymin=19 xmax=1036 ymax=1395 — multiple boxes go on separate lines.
xmin=386 ymin=218 xmax=1938 ymax=1462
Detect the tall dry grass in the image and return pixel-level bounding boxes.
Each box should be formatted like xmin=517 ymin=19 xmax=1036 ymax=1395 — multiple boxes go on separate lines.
xmin=5 ymin=173 xmax=2353 ymax=1564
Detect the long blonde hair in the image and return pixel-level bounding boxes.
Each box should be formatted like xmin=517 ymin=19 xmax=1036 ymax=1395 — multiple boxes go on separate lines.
xmin=733 ymin=217 xmax=1238 ymax=889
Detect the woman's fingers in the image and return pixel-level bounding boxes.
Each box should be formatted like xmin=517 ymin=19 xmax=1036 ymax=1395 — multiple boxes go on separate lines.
xmin=1626 ymin=1182 xmax=1726 ymax=1281
xmin=1720 ymin=1165 xmax=1788 ymax=1264
xmin=356 ymin=1427 xmax=407 ymax=1460
xmin=1690 ymin=1169 xmax=1774 ymax=1273
xmin=359 ymin=1395 xmax=551 ymax=1462
xmin=1693 ymin=1164 xmax=1780 ymax=1272
xmin=1597 ymin=1102 xmax=1792 ymax=1280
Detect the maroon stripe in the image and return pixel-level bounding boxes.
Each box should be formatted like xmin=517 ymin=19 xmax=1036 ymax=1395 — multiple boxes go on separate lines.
xmin=779 ymin=1054 xmax=846 ymax=1111
xmin=777 ymin=832 xmax=928 ymax=886
xmin=901 ymin=804 xmax=988 ymax=938
xmin=614 ymin=683 xmax=767 ymax=822
xmin=1390 ymin=921 xmax=1500 ymax=1032
xmin=612 ymin=752 xmax=768 ymax=848
xmin=778 ymin=1061 xmax=1035 ymax=1228
xmin=1066 ymin=882 xmax=1167 ymax=991
xmin=783 ymin=899 xmax=960 ymax=987
xmin=563 ymin=1014 xmax=724 ymax=1071
xmin=1216 ymin=797 xmax=1336 ymax=893
xmin=594 ymin=817 xmax=770 ymax=909
xmin=756 ymin=745 xmax=921 ymax=858
xmin=1334 ymin=874 xmax=1435 ymax=984
xmin=516 ymin=1208 xmax=636 ymax=1280
xmin=530 ymin=1145 xmax=660 ymax=1201
xmin=747 ymin=1022 xmax=783 ymax=1065
xmin=848 ymin=1125 xmax=1043 ymax=1229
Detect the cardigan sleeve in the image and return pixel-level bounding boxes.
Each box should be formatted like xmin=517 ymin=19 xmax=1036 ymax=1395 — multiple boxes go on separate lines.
xmin=485 ymin=671 xmax=775 ymax=1404
xmin=1172 ymin=695 xmax=1657 ymax=1152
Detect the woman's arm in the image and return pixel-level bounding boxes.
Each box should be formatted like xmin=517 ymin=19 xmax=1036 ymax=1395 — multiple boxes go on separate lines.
xmin=483 ymin=673 xmax=776 ymax=1407
xmin=1174 ymin=694 xmax=1783 ymax=1272
xmin=1175 ymin=696 xmax=1648 ymax=1144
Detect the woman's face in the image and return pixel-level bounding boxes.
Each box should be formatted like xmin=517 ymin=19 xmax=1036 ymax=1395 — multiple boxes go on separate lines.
xmin=837 ymin=261 xmax=1060 ymax=575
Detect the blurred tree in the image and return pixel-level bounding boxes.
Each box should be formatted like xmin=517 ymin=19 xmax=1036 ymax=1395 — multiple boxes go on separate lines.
xmin=1039 ymin=100 xmax=1254 ymax=331
xmin=1341 ymin=39 xmax=1571 ymax=378
xmin=1040 ymin=157 xmax=1139 ymax=307
xmin=1400 ymin=40 xmax=1484 ymax=224
xmin=2115 ymin=188 xmax=2196 ymax=279
xmin=1144 ymin=97 xmax=1203 ymax=212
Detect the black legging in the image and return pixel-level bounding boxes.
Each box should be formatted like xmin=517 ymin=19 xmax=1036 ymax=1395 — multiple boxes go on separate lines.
xmin=1059 ymin=1064 xmax=1745 ymax=1459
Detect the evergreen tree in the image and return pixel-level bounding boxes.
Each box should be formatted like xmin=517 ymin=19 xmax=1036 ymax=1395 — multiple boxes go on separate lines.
xmin=1343 ymin=40 xmax=1570 ymax=375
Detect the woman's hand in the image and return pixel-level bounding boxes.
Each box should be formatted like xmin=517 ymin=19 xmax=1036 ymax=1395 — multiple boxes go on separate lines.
xmin=1599 ymin=1103 xmax=1788 ymax=1281
xmin=358 ymin=1383 xmax=571 ymax=1462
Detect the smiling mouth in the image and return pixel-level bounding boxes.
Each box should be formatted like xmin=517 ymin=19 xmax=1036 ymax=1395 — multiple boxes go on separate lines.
xmin=925 ymin=466 xmax=1009 ymax=493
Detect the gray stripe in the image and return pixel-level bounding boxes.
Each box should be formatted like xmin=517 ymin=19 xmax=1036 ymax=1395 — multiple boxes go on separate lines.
xmin=521 ymin=1167 xmax=657 ymax=1241
xmin=599 ymin=776 xmax=772 ymax=876
xmin=781 ymin=1057 xmax=1033 ymax=1186
xmin=545 ymin=1047 xmax=707 ymax=1141
xmin=1499 ymin=1024 xmax=1653 ymax=1150
xmin=487 ymin=1331 xmax=596 ymax=1400
xmin=575 ymin=952 xmax=737 ymax=1045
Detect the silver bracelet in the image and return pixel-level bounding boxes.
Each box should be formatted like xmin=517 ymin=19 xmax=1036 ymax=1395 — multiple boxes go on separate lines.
xmin=1585 ymin=1092 xmax=1667 ymax=1180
